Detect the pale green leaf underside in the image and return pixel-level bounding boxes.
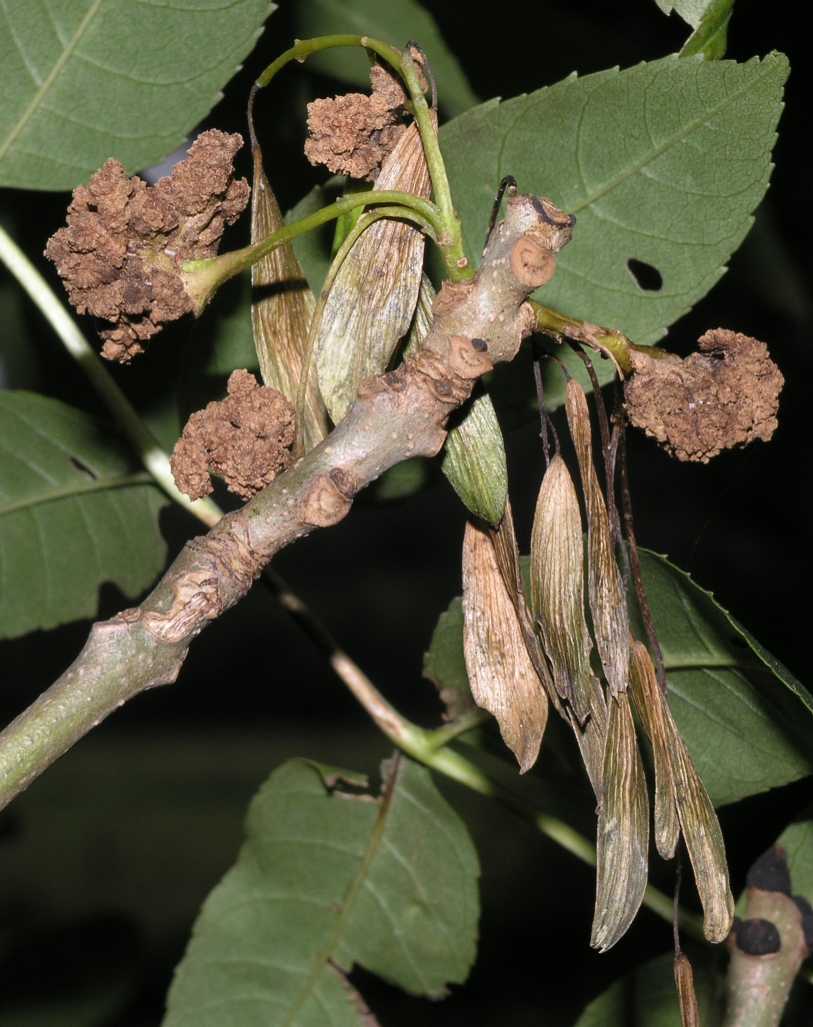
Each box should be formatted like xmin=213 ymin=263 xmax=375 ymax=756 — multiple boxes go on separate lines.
xmin=0 ymin=0 xmax=273 ymax=191
xmin=441 ymin=53 xmax=787 ymax=344
xmin=291 ymin=0 xmax=478 ymax=117
xmin=424 ymin=548 xmax=813 ymax=807
xmin=0 ymin=392 xmax=167 ymax=638
xmin=164 ymin=757 xmax=479 ymax=1027
xmin=575 ymin=950 xmax=721 ymax=1026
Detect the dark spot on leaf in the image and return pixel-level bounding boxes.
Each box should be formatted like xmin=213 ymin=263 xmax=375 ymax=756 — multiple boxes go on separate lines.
xmin=627 ymin=258 xmax=663 ymax=291
xmin=70 ymin=456 xmax=97 ymax=480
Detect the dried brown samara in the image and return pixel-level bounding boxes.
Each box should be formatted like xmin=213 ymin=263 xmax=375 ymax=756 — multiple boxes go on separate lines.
xmin=171 ymin=370 xmax=295 ymax=502
xmin=45 ymin=130 xmax=249 ymax=362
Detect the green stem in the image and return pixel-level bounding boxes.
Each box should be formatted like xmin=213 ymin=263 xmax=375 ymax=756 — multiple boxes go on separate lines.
xmin=0 ymin=225 xmax=221 ymax=529
xmin=424 ymin=709 xmax=490 ymax=749
xmin=256 ymin=34 xmax=404 ymax=90
xmin=182 ymin=190 xmax=443 ymax=313
xmin=255 ymin=35 xmax=471 ymax=279
xmin=397 ymin=46 xmax=470 ymax=278
xmin=530 ymin=298 xmax=670 ymax=376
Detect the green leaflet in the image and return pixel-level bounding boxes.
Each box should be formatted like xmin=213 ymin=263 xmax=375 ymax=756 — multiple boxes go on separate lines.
xmin=440 ymin=54 xmax=787 ymax=345
xmin=656 ymin=0 xmax=735 ymax=56
xmin=422 ymin=597 xmax=475 ymax=721
xmin=291 ymin=0 xmax=478 ymax=117
xmin=0 ymin=392 xmax=168 ymax=639
xmin=423 ymin=549 xmax=813 ymax=807
xmin=164 ymin=756 xmax=479 ymax=1026
xmin=574 ymin=950 xmax=722 ymax=1027
xmin=0 ymin=0 xmax=273 ymax=191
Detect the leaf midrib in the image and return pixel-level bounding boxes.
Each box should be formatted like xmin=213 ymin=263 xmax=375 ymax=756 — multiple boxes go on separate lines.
xmin=281 ymin=757 xmax=403 ymax=1025
xmin=489 ymin=56 xmax=777 ymax=218
xmin=568 ymin=57 xmax=777 ymax=214
xmin=0 ymin=471 xmax=151 ymax=517
xmin=0 ymin=0 xmax=104 ymax=165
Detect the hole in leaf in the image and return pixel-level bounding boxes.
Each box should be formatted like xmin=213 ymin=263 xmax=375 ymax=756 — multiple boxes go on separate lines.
xmin=627 ymin=258 xmax=663 ymax=291
xmin=69 ymin=456 xmax=97 ymax=480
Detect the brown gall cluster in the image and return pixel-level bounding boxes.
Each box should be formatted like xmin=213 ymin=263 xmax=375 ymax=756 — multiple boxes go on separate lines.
xmin=44 ymin=130 xmax=250 ymax=362
xmin=304 ymin=64 xmax=411 ymax=181
xmin=170 ymin=370 xmax=296 ymax=502
xmin=624 ymin=328 xmax=784 ymax=462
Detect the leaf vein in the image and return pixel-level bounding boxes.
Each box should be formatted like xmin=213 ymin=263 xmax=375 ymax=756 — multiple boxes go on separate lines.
xmin=0 ymin=0 xmax=104 ymax=165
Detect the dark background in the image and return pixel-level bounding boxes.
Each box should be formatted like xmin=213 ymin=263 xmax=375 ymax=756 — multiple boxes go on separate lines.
xmin=1 ymin=1 xmax=811 ymax=1023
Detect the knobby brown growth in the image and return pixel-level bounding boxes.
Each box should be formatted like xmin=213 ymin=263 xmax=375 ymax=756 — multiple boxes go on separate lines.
xmin=170 ymin=369 xmax=296 ymax=501
xmin=45 ymin=130 xmax=249 ymax=362
xmin=304 ymin=64 xmax=412 ymax=181
xmin=624 ymin=328 xmax=783 ymax=462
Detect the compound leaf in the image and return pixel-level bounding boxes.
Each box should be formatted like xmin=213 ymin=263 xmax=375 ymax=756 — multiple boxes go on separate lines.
xmin=0 ymin=392 xmax=167 ymax=638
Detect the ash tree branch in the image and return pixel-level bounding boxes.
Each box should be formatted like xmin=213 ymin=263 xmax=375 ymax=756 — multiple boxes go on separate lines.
xmin=0 ymin=193 xmax=567 ymax=812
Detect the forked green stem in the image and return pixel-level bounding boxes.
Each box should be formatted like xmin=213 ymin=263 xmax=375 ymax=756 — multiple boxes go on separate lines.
xmin=254 ymin=34 xmax=471 ymax=278
xmin=182 ymin=189 xmax=443 ymax=312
